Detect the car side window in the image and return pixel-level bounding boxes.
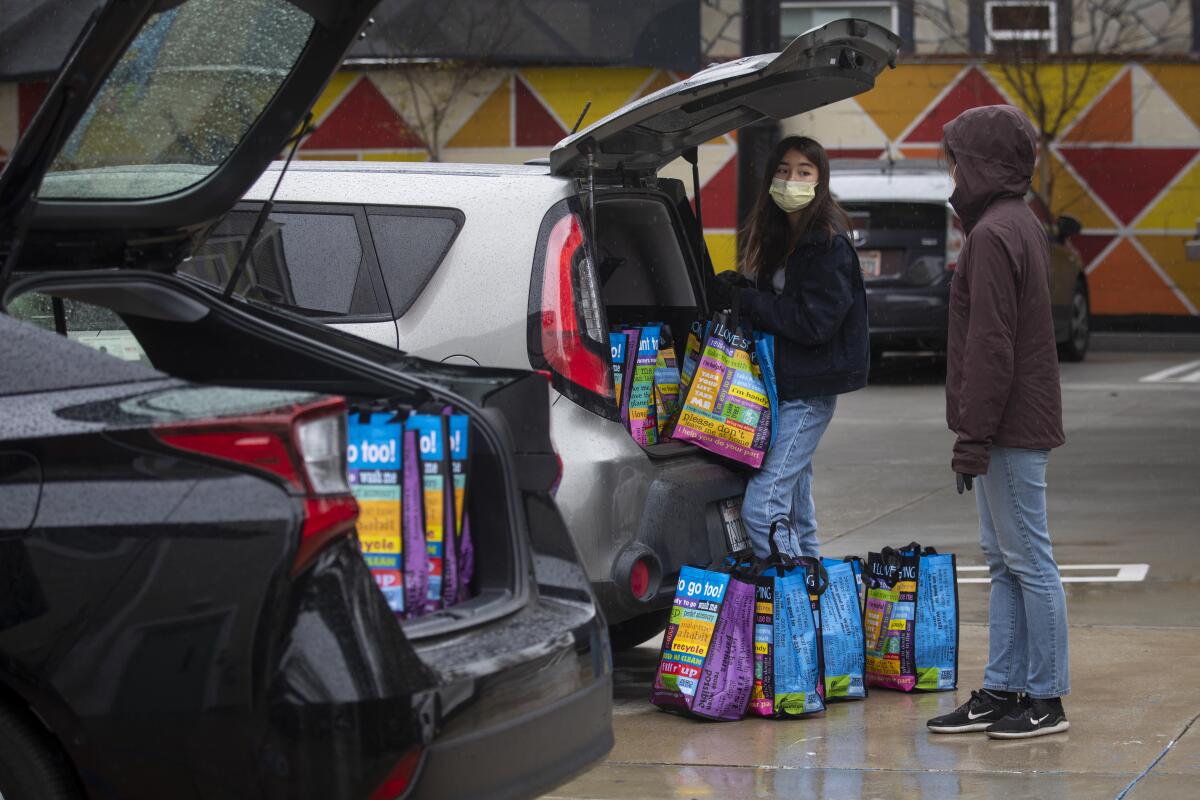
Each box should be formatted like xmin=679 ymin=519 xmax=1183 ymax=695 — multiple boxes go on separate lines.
xmin=5 ymin=293 xmax=153 ymax=366
xmin=184 ymin=207 xmax=385 ymax=318
xmin=366 ymin=208 xmax=464 ymax=318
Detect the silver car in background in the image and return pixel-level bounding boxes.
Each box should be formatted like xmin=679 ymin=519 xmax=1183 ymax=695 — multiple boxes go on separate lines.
xmin=180 ymin=20 xmax=902 ymax=645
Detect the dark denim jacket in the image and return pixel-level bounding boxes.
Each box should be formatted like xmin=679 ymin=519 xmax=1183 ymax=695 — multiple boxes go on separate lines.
xmin=736 ymin=230 xmax=869 ymax=399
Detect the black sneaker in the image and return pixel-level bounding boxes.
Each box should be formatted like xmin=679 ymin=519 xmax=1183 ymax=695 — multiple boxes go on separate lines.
xmin=927 ymin=689 xmax=1021 ymax=734
xmin=986 ymin=696 xmax=1069 ymax=739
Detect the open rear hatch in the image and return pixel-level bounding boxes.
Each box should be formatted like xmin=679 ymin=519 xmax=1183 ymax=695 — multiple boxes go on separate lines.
xmin=533 ymin=20 xmax=900 ymax=445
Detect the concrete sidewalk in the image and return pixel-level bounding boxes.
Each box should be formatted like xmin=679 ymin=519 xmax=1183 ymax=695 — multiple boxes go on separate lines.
xmin=548 ymin=623 xmax=1200 ymax=799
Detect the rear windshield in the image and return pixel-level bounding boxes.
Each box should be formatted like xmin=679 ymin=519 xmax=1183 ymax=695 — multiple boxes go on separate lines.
xmin=843 ymin=202 xmax=946 ymax=232
xmin=37 ymin=0 xmax=314 ymax=201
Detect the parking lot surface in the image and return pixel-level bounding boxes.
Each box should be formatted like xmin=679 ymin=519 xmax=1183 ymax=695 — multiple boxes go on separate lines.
xmin=547 ymin=349 xmax=1200 ymax=799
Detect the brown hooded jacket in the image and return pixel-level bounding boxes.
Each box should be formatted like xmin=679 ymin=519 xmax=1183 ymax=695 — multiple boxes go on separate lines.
xmin=943 ymin=105 xmax=1065 ymax=475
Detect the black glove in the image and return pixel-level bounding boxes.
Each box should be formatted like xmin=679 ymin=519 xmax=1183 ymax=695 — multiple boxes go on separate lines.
xmin=707 ymin=270 xmax=752 ymax=311
xmin=956 ymin=473 xmax=974 ymax=494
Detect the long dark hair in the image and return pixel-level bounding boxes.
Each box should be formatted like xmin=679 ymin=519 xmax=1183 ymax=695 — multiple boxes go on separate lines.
xmin=738 ymin=136 xmax=851 ymax=280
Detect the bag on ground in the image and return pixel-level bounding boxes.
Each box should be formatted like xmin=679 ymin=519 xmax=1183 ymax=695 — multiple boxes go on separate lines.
xmin=749 ymin=528 xmax=826 ymax=717
xmin=864 ymin=544 xmax=959 ymax=691
xmin=820 ymin=557 xmax=868 ymax=700
xmin=651 ymin=560 xmax=757 ymax=721
xmin=672 ymin=313 xmax=772 ymax=468
xmin=905 ymin=543 xmax=959 ymax=692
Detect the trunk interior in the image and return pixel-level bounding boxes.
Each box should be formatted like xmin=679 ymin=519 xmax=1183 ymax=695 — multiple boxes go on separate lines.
xmin=591 ymin=190 xmax=706 ymax=457
xmin=3 ymin=274 xmax=528 ymax=641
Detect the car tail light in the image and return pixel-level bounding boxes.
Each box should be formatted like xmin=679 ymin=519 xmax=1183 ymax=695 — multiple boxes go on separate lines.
xmin=533 ymin=212 xmax=614 ymax=410
xmin=154 ymin=397 xmax=357 ymax=573
xmin=629 ymin=557 xmax=651 ymax=600
xmin=946 ymin=213 xmax=965 ymax=271
xmin=369 ymin=746 xmax=424 ymax=800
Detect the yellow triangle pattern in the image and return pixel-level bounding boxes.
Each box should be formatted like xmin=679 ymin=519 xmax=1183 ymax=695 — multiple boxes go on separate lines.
xmin=1139 ymin=235 xmax=1200 ymax=310
xmin=521 ymin=67 xmax=653 ymax=130
xmin=1137 ymin=156 xmax=1200 ymax=232
xmin=447 ymin=81 xmax=512 ymax=148
xmin=985 ymin=63 xmax=1124 ymax=135
xmin=857 ymin=64 xmax=964 ymax=140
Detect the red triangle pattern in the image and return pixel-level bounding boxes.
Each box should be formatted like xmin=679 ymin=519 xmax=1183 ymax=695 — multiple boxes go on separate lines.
xmin=1070 ymin=234 xmax=1117 ymax=270
xmin=302 ymin=77 xmax=425 ymax=150
xmin=1058 ymin=146 xmax=1197 ymax=225
xmin=903 ymin=68 xmax=1009 ymax=144
xmin=697 ymin=156 xmax=737 ymax=229
xmin=515 ymin=78 xmax=566 ymax=147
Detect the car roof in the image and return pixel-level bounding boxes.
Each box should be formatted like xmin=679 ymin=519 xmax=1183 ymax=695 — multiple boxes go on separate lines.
xmin=266 ymin=160 xmax=555 ymax=178
xmin=829 ymin=159 xmax=953 ymax=204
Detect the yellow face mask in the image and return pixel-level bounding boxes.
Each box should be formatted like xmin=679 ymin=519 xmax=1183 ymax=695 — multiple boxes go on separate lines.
xmin=769 ymin=179 xmax=816 ymax=213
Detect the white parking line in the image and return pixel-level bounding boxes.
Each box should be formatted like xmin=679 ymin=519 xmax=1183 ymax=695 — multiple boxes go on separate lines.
xmin=1139 ymin=360 xmax=1200 ymax=383
xmin=957 ymin=564 xmax=1149 ymax=584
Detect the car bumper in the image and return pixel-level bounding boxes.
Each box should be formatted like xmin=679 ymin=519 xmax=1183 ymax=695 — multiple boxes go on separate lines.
xmin=411 ymin=671 xmax=613 ymax=800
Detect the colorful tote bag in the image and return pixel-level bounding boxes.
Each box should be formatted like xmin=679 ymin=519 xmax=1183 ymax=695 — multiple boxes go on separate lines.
xmin=651 ymin=561 xmax=757 ymax=721
xmin=749 ymin=530 xmax=825 ymax=717
xmin=672 ymin=313 xmax=773 ymax=468
xmin=347 ymin=412 xmax=406 ymax=613
xmin=864 ymin=547 xmax=919 ymax=691
xmin=904 ymin=543 xmax=959 ymax=692
xmin=820 ymin=558 xmax=868 ymax=700
xmin=627 ymin=325 xmax=661 ymax=446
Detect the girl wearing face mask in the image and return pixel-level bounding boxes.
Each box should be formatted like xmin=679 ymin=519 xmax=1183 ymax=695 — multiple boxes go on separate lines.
xmin=706 ymin=136 xmax=869 ymax=559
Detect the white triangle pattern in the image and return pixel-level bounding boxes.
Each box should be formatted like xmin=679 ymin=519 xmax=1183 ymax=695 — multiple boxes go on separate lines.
xmin=1131 ymin=65 xmax=1200 ymax=145
xmin=781 ymin=97 xmax=889 ymax=149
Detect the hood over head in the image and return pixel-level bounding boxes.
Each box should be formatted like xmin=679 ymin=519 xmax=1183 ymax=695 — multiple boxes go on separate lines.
xmin=943 ymin=104 xmax=1038 ymax=232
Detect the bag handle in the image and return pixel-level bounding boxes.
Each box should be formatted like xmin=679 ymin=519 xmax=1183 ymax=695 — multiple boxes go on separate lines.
xmin=793 ymin=555 xmax=830 ymax=596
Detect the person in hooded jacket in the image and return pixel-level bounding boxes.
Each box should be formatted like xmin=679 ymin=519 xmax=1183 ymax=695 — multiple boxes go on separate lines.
xmin=925 ymin=105 xmax=1070 ymax=740
xmin=706 ymin=136 xmax=869 ymax=559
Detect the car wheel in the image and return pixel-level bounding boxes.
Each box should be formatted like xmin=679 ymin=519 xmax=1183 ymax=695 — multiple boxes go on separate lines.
xmin=0 ymin=702 xmax=82 ymax=800
xmin=608 ymin=608 xmax=671 ymax=651
xmin=1059 ymin=279 xmax=1090 ymax=363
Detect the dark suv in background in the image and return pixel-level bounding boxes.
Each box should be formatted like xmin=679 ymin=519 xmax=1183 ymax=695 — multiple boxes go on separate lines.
xmin=830 ymin=159 xmax=1091 ymax=362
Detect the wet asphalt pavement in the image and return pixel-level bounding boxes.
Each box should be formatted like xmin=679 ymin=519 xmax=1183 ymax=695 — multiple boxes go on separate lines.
xmin=547 ymin=348 xmax=1200 ymax=800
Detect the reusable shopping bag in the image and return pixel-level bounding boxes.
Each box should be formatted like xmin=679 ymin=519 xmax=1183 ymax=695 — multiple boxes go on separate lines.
xmin=904 ymin=543 xmax=959 ymax=692
xmin=651 ymin=559 xmax=756 ymax=721
xmin=752 ymin=331 xmax=779 ymax=450
xmin=820 ymin=557 xmax=868 ymax=700
xmin=654 ymin=326 xmax=682 ymax=436
xmin=347 ymin=412 xmax=405 ymax=613
xmin=864 ymin=547 xmax=919 ymax=691
xmin=610 ymin=332 xmax=632 ymax=418
xmin=400 ymin=427 xmax=429 ymax=615
xmin=448 ymin=412 xmax=474 ymax=599
xmin=627 ymin=325 xmax=661 ymax=445
xmin=749 ymin=527 xmax=825 ymax=717
xmin=863 ymin=544 xmax=960 ymax=692
xmin=678 ymin=320 xmax=705 ymax=392
xmin=406 ymin=414 xmax=457 ymax=611
xmin=672 ymin=313 xmax=773 ymax=468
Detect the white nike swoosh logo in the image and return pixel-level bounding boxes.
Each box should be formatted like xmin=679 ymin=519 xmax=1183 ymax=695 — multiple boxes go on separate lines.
xmin=1032 ymin=714 xmax=1050 ymax=726
xmin=967 ymin=710 xmax=991 ymax=720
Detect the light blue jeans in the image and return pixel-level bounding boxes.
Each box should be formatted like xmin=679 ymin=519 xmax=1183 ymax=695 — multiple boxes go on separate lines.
xmin=976 ymin=446 xmax=1070 ymax=699
xmin=742 ymin=395 xmax=837 ymax=559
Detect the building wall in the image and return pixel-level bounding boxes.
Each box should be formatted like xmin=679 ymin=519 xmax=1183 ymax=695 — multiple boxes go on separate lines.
xmin=2 ymin=57 xmax=1196 ymax=317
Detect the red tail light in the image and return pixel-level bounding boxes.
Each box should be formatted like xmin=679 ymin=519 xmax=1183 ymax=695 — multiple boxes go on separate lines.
xmin=369 ymin=746 xmax=424 ymax=800
xmin=537 ymin=213 xmax=614 ymax=404
xmin=154 ymin=397 xmax=358 ymax=572
xmin=946 ymin=213 xmax=965 ymax=271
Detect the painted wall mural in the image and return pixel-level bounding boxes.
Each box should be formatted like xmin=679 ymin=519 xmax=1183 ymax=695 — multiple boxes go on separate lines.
xmin=2 ymin=61 xmax=1196 ymax=316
